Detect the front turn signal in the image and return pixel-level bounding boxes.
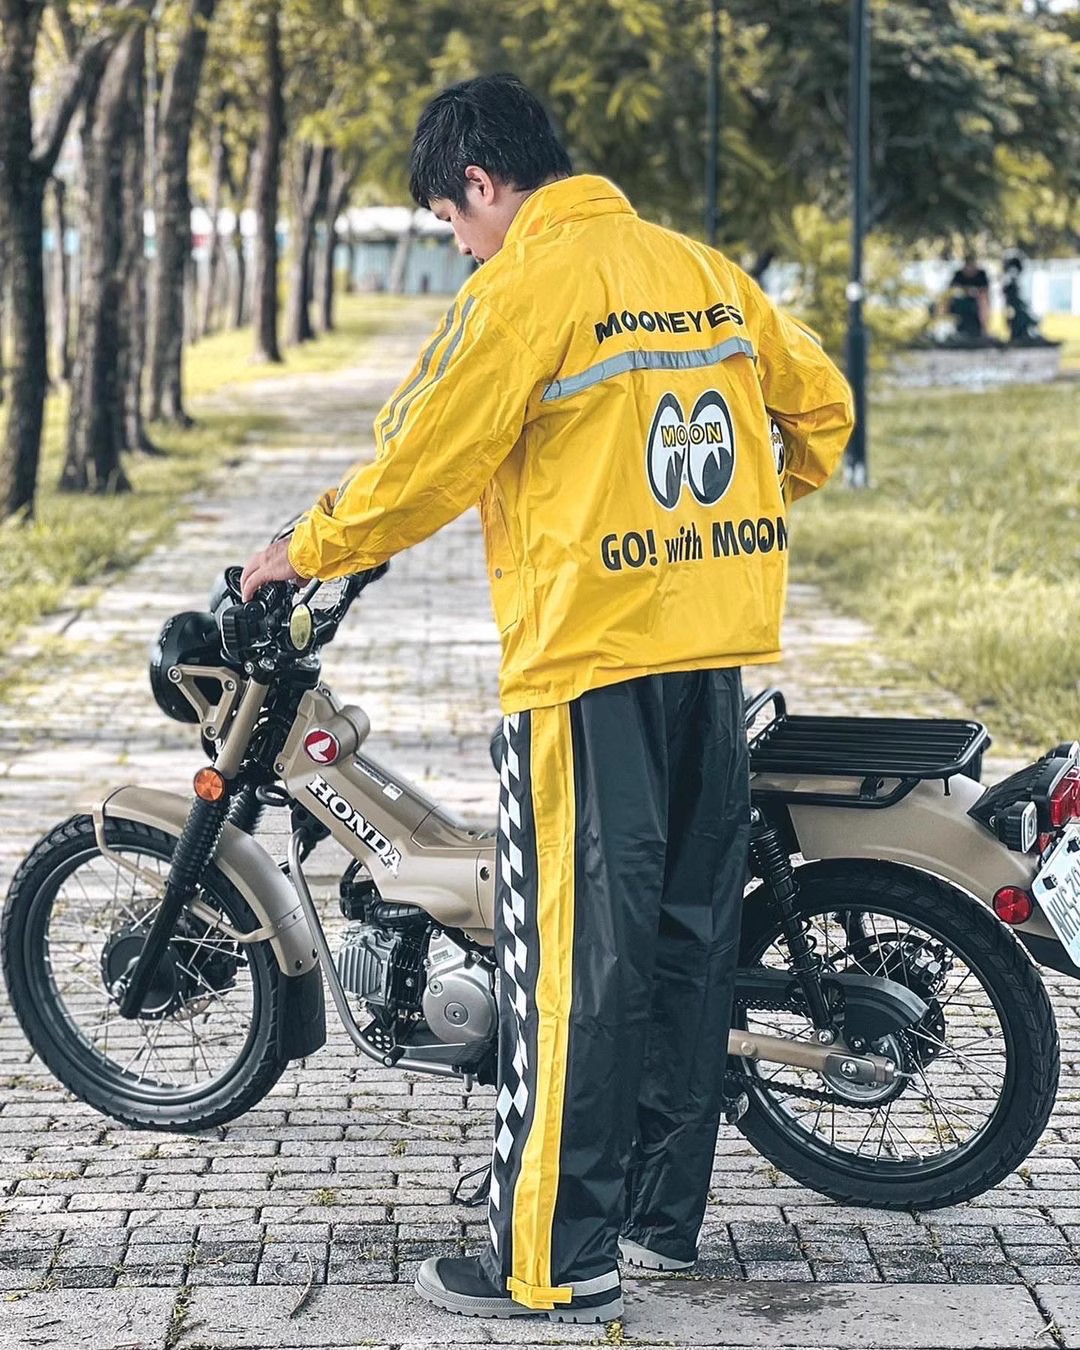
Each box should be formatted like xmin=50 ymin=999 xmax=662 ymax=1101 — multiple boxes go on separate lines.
xmin=194 ymin=767 xmax=227 ymax=802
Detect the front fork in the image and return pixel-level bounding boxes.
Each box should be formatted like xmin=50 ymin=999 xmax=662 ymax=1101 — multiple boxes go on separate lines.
xmin=116 ymin=794 xmax=231 ymax=1017
xmin=116 ymin=678 xmax=268 ymax=1019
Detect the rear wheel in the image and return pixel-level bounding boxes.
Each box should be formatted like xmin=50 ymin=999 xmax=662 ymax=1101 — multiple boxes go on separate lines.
xmin=733 ymin=863 xmax=1059 ymax=1209
xmin=2 ymin=814 xmax=290 ymax=1131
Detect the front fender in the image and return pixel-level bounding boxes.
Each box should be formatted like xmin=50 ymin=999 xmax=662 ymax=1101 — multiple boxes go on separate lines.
xmin=96 ymin=786 xmax=319 ymax=975
xmin=96 ymin=786 xmax=326 ymax=1060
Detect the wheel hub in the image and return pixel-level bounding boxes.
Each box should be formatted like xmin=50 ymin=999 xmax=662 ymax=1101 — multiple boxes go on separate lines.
xmin=100 ymin=916 xmax=239 ymax=1020
xmin=832 ymin=932 xmax=949 ymax=1070
xmin=820 ymin=1032 xmax=910 ymax=1105
xmin=101 ymin=928 xmax=184 ymax=1019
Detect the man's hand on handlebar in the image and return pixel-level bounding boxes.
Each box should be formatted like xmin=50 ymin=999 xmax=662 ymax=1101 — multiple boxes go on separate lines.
xmin=240 ymin=539 xmax=306 ymax=602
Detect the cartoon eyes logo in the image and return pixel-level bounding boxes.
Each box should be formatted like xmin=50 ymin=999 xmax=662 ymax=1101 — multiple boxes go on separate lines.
xmin=646 ymin=390 xmax=736 ymax=510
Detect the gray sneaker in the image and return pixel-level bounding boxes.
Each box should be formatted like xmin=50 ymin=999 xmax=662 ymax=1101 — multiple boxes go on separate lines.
xmin=618 ymin=1236 xmax=696 ymax=1271
xmin=414 ymin=1255 xmax=623 ymax=1323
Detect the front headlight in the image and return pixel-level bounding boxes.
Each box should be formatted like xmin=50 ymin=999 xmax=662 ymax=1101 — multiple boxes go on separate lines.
xmin=148 ymin=611 xmax=223 ymax=724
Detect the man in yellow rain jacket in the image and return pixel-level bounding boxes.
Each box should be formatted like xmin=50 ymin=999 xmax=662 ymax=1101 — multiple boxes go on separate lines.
xmin=242 ymin=74 xmax=853 ymax=1326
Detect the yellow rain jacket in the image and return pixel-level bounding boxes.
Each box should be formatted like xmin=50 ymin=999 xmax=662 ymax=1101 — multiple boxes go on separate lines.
xmin=288 ymin=175 xmax=854 ymax=713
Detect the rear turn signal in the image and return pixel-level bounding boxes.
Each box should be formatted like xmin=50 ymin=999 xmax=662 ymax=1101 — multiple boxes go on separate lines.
xmin=194 ymin=767 xmax=226 ymax=802
xmin=993 ymin=886 xmax=1034 ymax=925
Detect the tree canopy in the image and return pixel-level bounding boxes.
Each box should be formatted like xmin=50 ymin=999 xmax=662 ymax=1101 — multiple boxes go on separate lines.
xmin=1 ymin=0 xmax=1077 ymax=519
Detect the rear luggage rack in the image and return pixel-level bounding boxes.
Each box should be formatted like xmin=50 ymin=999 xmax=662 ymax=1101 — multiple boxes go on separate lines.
xmin=745 ymin=689 xmax=991 ymax=809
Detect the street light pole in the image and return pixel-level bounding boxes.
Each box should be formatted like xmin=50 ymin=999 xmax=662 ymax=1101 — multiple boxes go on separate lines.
xmin=845 ymin=0 xmax=870 ymax=487
xmin=705 ymin=0 xmax=720 ymax=247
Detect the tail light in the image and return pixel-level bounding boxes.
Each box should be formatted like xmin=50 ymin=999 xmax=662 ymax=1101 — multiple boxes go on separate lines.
xmin=1048 ymin=767 xmax=1080 ymax=829
xmin=993 ymin=886 xmax=1034 ymax=925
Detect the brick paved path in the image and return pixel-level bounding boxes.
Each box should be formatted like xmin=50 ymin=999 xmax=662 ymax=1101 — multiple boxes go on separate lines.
xmin=0 ymin=304 xmax=1076 ymax=1348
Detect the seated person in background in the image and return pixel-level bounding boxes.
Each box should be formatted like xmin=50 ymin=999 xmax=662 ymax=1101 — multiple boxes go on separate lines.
xmin=944 ymin=253 xmax=990 ymax=340
xmin=1003 ymin=255 xmax=1052 ymax=346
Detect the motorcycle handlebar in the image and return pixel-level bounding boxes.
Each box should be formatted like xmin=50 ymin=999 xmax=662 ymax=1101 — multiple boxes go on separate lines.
xmin=215 ymin=562 xmax=389 ymax=666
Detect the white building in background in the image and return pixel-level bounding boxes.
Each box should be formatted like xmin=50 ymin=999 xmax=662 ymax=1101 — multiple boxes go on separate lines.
xmin=52 ymin=200 xmax=1080 ymax=312
xmin=183 ymin=204 xmax=472 ymax=296
xmin=335 ymin=206 xmax=473 ymax=294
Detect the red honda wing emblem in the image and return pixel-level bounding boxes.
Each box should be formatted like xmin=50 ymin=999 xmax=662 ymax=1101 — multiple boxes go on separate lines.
xmin=304 ymin=729 xmax=340 ymax=764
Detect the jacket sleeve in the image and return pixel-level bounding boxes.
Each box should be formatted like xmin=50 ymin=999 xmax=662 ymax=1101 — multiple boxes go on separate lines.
xmin=734 ymin=268 xmax=854 ymax=502
xmin=288 ymin=294 xmax=543 ymax=579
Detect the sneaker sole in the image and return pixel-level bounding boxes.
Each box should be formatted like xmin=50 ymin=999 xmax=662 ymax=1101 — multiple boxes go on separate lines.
xmin=414 ymin=1268 xmax=623 ymax=1323
xmin=618 ymin=1237 xmax=695 ymax=1271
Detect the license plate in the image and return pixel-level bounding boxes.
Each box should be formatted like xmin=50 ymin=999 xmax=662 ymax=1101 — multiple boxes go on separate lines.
xmin=1032 ymin=823 xmax=1080 ymax=965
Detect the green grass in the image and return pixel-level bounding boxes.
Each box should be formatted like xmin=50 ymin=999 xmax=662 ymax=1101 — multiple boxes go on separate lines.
xmin=791 ymin=379 xmax=1078 ymax=755
xmin=0 ymin=294 xmax=430 ymax=664
xmin=181 ymin=293 xmax=437 ymax=399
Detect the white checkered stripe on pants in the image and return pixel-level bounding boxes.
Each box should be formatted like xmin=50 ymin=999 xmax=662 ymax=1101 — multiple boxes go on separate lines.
xmin=487 ymin=712 xmax=531 ymax=1259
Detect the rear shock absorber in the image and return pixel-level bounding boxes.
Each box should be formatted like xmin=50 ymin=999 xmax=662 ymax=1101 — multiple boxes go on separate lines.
xmin=749 ymin=809 xmax=832 ymax=1030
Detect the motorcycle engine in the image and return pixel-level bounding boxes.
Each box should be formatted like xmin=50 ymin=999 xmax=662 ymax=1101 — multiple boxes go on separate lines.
xmin=337 ymin=924 xmax=424 ymax=1018
xmin=421 ymin=932 xmax=497 ymax=1044
xmin=336 ymin=925 xmax=496 ymax=1045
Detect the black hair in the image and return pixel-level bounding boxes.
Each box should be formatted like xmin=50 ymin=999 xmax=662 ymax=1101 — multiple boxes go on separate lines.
xmin=409 ymin=74 xmax=572 ymax=211
xmin=1003 ymin=254 xmax=1023 ymax=274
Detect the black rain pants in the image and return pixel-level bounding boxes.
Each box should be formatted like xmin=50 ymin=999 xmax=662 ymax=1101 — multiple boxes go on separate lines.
xmin=480 ymin=667 xmax=750 ymax=1309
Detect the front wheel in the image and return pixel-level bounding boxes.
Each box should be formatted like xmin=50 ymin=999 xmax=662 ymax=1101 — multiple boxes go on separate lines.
xmin=2 ymin=814 xmax=291 ymax=1132
xmin=733 ymin=863 xmax=1059 ymax=1209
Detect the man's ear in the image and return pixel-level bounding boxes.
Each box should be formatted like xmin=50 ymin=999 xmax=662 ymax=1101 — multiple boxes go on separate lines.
xmin=463 ymin=165 xmax=497 ymax=205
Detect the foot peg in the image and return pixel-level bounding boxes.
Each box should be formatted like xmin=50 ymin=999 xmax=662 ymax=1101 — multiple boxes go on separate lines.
xmin=724 ymin=1091 xmax=749 ymax=1125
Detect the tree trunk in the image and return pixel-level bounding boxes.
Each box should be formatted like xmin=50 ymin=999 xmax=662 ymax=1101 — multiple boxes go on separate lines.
xmin=0 ymin=5 xmax=46 ymax=517
xmin=0 ymin=3 xmax=109 ymax=518
xmin=749 ymin=248 xmax=776 ymax=283
xmin=252 ymin=3 xmax=284 ymax=364
xmin=147 ymin=0 xmax=216 ymax=424
xmin=319 ymin=162 xmax=351 ymax=333
xmin=387 ymin=217 xmax=415 ymax=294
xmin=61 ymin=25 xmax=143 ymax=493
xmin=227 ymin=137 xmax=252 ymax=330
xmin=285 ymin=141 xmax=326 ymax=347
xmin=0 ymin=200 xmax=7 ymax=406
xmin=183 ymin=246 xmax=197 ymax=346
xmin=119 ymin=22 xmax=156 ymax=455
xmin=198 ymin=94 xmax=228 ymax=340
xmin=342 ymin=219 xmax=356 ymax=295
xmin=49 ymin=177 xmax=73 ymax=384
xmin=230 ymin=211 xmax=247 ymax=329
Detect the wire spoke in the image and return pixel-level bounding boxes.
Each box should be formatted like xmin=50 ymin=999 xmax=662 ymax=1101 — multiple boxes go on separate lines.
xmin=745 ymin=899 xmax=1014 ymax=1170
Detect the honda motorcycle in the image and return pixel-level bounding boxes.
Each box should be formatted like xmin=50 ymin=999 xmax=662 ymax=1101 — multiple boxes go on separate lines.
xmin=3 ymin=562 xmax=1077 ymax=1211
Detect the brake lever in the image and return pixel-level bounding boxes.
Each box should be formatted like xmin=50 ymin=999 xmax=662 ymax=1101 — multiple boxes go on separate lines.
xmin=223 ymin=565 xmax=245 ymax=602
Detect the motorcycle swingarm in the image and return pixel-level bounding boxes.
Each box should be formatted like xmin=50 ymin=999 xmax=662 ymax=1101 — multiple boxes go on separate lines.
xmin=736 ymin=967 xmax=929 ymax=1041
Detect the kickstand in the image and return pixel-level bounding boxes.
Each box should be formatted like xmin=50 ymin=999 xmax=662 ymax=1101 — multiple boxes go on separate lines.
xmin=452 ymin=1163 xmax=491 ymax=1208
